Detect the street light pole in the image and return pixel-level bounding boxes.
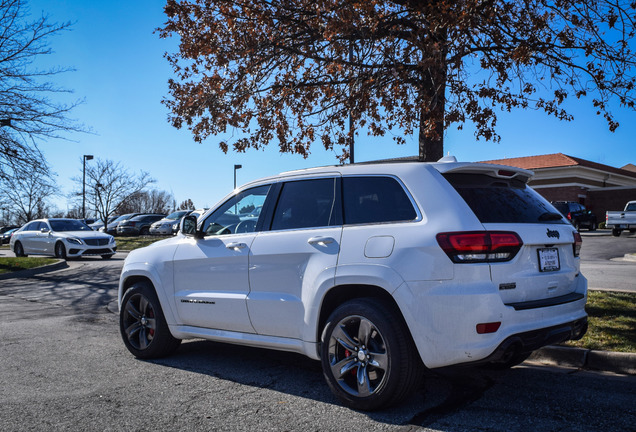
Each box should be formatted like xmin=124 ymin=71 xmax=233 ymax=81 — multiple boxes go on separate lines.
xmin=234 ymin=164 xmax=242 ymax=190
xmin=233 ymin=164 xmax=242 ymax=215
xmin=82 ymin=155 xmax=94 ymax=219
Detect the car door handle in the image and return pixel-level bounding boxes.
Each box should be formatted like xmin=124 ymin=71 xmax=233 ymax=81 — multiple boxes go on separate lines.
xmin=226 ymin=242 xmax=246 ymax=250
xmin=308 ymin=236 xmax=335 ymax=246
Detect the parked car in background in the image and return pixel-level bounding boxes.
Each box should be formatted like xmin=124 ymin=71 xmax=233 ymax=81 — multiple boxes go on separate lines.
xmin=119 ymin=159 xmax=587 ymax=411
xmin=90 ymin=216 xmax=119 ymax=231
xmin=605 ymin=200 xmax=636 ymax=237
xmin=149 ymin=210 xmax=191 ymax=235
xmin=551 ymin=201 xmax=597 ymax=231
xmin=1 ymin=225 xmax=19 ymax=235
xmin=117 ymin=214 xmax=166 ymax=236
xmin=10 ymin=218 xmax=116 ymax=259
xmin=1 ymin=227 xmax=19 ymax=244
xmin=101 ymin=213 xmax=144 ymax=235
xmin=172 ymin=209 xmax=207 ymax=234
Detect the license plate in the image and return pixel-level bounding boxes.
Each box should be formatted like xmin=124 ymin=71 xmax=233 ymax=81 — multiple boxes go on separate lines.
xmin=538 ymin=248 xmax=560 ymax=272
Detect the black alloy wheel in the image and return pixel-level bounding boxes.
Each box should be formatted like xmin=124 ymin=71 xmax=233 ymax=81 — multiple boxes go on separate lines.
xmin=320 ymin=298 xmax=422 ymax=411
xmin=120 ymin=281 xmax=181 ymax=359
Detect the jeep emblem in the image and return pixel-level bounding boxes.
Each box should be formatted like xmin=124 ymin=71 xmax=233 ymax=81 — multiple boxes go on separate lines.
xmin=546 ymin=229 xmax=560 ymax=239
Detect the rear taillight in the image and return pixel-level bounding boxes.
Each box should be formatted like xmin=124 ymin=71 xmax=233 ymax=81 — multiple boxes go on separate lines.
xmin=573 ymin=231 xmax=582 ymax=257
xmin=436 ymin=231 xmax=523 ymax=263
xmin=566 ymin=212 xmax=572 ymax=220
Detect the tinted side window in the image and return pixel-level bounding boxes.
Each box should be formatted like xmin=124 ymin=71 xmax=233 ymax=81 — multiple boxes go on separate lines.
xmin=271 ymin=178 xmax=339 ymax=230
xmin=444 ymin=173 xmax=567 ymax=224
xmin=23 ymin=222 xmax=38 ymax=231
xmin=343 ymin=176 xmax=417 ymax=225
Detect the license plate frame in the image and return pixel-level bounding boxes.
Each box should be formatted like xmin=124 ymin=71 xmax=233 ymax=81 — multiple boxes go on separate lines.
xmin=538 ymin=247 xmax=560 ymax=272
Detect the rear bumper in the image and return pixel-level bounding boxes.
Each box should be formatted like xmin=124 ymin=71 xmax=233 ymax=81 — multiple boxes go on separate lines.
xmin=475 ymin=316 xmax=588 ymax=366
xmin=395 ymin=273 xmax=588 ymax=369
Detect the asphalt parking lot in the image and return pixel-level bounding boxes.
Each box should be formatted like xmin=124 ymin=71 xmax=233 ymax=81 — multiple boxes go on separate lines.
xmin=0 ymin=233 xmax=635 ymax=431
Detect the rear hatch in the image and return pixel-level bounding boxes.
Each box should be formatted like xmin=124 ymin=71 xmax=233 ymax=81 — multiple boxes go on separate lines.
xmin=441 ymin=168 xmax=582 ymax=307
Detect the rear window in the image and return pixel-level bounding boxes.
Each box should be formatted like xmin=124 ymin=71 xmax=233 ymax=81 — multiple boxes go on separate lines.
xmin=444 ymin=173 xmax=567 ymax=224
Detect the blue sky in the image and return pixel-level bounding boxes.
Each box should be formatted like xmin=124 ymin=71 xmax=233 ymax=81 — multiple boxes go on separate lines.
xmin=29 ymin=0 xmax=636 ymax=213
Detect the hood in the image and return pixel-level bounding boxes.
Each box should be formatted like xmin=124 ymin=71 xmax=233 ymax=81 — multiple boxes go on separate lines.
xmin=57 ymin=230 xmax=113 ymax=239
xmin=124 ymin=235 xmax=182 ymax=264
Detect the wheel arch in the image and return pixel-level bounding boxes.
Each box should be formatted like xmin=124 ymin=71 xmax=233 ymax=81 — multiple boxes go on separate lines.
xmin=118 ymin=259 xmax=179 ymax=327
xmin=316 ymin=284 xmax=417 ymax=360
xmin=118 ymin=274 xmax=154 ymax=309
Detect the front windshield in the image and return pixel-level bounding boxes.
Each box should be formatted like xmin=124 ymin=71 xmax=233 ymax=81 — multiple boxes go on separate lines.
xmin=50 ymin=220 xmax=92 ymax=232
xmin=166 ymin=210 xmax=188 ymax=220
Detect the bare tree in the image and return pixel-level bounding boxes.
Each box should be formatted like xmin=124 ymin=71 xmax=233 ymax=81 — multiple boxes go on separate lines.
xmin=0 ymin=0 xmax=83 ymax=178
xmin=177 ymin=199 xmax=195 ymax=210
xmin=76 ymin=159 xmax=155 ymax=230
xmin=117 ymin=189 xmax=174 ymax=214
xmin=1 ymin=163 xmax=58 ymax=223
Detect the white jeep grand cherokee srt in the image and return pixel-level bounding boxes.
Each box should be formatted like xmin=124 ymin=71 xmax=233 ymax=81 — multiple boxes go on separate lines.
xmin=118 ymin=159 xmax=587 ymax=410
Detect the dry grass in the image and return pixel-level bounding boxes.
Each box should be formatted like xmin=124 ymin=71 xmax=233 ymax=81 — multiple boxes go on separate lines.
xmin=566 ymin=290 xmax=636 ymax=353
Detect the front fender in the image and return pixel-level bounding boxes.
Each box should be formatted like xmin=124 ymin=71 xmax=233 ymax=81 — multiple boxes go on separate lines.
xmin=118 ymin=260 xmax=178 ymax=326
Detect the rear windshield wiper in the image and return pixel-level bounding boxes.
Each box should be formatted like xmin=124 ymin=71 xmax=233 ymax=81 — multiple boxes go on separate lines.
xmin=538 ymin=212 xmax=564 ymax=221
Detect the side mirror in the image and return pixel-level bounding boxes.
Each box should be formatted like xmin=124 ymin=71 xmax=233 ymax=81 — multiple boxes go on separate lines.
xmin=40 ymin=227 xmax=50 ymax=234
xmin=181 ymin=215 xmax=200 ymax=237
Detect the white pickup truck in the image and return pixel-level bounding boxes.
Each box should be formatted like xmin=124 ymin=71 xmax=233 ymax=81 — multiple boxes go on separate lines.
xmin=606 ymin=201 xmax=636 ymax=236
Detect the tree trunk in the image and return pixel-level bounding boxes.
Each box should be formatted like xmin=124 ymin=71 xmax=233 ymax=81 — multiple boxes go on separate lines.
xmin=418 ymin=31 xmax=447 ymax=162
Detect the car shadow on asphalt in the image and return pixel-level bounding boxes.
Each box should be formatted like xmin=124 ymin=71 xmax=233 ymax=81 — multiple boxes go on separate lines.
xmin=142 ymin=338 xmax=498 ymax=426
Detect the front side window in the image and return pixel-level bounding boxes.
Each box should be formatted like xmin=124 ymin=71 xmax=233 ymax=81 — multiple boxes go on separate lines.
xmin=343 ymin=176 xmax=417 ymax=225
xmin=23 ymin=222 xmax=38 ymax=231
xmin=202 ymin=185 xmax=271 ymax=235
xmin=271 ymin=178 xmax=340 ymax=230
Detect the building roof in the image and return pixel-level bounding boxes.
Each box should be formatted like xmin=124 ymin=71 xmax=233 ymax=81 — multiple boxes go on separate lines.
xmin=481 ymin=153 xmax=636 ymax=179
xmin=622 ymin=163 xmax=636 ymax=173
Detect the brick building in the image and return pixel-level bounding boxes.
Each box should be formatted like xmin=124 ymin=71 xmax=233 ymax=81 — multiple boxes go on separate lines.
xmin=481 ymin=153 xmax=636 ymax=222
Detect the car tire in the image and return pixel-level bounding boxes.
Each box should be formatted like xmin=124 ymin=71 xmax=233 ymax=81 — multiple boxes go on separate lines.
xmin=612 ymin=229 xmax=622 ymax=237
xmin=589 ymin=221 xmax=597 ymax=231
xmin=55 ymin=242 xmax=67 ymax=260
xmin=320 ymin=298 xmax=423 ymax=411
xmin=101 ymin=254 xmax=113 ymax=260
xmin=14 ymin=241 xmax=26 ymax=257
xmin=120 ymin=281 xmax=181 ymax=359
xmin=139 ymin=227 xmax=149 ymax=236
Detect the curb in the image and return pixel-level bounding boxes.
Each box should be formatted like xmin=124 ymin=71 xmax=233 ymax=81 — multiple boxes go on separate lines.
xmin=0 ymin=260 xmax=69 ymax=281
xmin=529 ymin=345 xmax=636 ymax=376
xmin=623 ymin=253 xmax=636 ymax=262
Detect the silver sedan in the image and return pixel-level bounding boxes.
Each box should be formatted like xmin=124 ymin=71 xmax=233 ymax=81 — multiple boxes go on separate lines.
xmin=10 ymin=218 xmax=117 ymax=260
